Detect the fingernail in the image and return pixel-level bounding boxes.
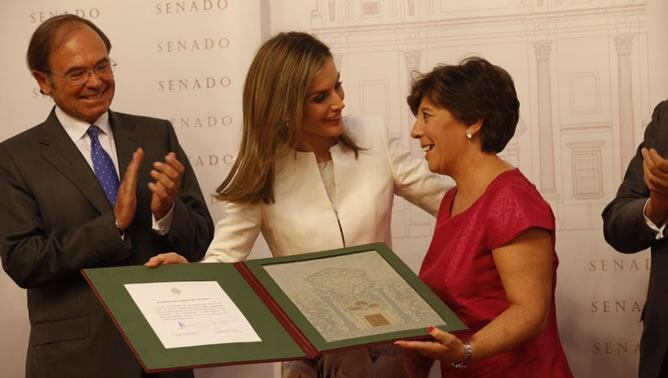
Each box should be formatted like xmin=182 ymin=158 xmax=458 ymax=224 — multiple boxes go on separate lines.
xmin=427 ymin=326 xmax=434 ymax=333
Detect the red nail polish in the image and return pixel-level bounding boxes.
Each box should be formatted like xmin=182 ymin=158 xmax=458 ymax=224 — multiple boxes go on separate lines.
xmin=427 ymin=326 xmax=434 ymax=333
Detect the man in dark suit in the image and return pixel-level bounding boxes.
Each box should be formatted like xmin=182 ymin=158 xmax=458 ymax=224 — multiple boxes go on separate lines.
xmin=603 ymin=99 xmax=668 ymax=378
xmin=0 ymin=15 xmax=214 ymax=378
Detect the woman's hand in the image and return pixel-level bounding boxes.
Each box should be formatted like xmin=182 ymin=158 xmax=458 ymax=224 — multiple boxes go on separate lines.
xmin=395 ymin=327 xmax=466 ymax=363
xmin=144 ymin=252 xmax=188 ymax=268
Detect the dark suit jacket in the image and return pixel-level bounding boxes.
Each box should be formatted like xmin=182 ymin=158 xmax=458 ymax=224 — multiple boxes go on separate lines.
xmin=0 ymin=109 xmax=214 ymax=378
xmin=602 ymin=100 xmax=668 ymax=378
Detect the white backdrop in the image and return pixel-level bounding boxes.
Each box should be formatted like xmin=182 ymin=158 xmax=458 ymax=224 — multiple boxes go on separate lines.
xmin=1 ymin=1 xmax=667 ymax=377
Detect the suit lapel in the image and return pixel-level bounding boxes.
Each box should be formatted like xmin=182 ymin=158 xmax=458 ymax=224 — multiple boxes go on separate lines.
xmin=39 ymin=109 xmax=111 ymax=214
xmin=109 ymin=110 xmax=140 ymax=180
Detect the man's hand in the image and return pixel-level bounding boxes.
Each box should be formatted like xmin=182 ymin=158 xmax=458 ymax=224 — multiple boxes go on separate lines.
xmin=144 ymin=252 xmax=189 ymax=268
xmin=149 ymin=152 xmax=184 ymax=219
xmin=114 ymin=148 xmax=144 ymax=231
xmin=642 ymin=147 xmax=668 ymax=224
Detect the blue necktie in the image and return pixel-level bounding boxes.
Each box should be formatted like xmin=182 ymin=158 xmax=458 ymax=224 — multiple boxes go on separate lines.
xmin=87 ymin=125 xmax=120 ymax=206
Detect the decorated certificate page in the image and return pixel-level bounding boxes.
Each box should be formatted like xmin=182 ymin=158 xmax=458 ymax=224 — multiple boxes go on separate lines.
xmin=124 ymin=281 xmax=260 ymax=349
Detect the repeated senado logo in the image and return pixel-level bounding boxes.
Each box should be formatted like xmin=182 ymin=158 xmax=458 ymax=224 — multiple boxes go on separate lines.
xmin=158 ymin=76 xmax=231 ymax=92
xmin=591 ymin=299 xmax=643 ymax=314
xmin=30 ymin=8 xmax=101 ymax=23
xmin=155 ymin=0 xmax=228 ymax=15
xmin=157 ymin=37 xmax=230 ymax=53
xmin=189 ymin=153 xmax=236 ymax=168
xmin=588 ymin=257 xmax=651 ymax=272
xmin=592 ymin=340 xmax=640 ymax=355
xmin=169 ymin=115 xmax=234 ymax=129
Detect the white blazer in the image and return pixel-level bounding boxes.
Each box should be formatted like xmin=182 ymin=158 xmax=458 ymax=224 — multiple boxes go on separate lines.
xmin=202 ymin=116 xmax=449 ymax=262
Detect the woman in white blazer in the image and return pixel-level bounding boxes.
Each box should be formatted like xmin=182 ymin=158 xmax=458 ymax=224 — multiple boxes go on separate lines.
xmin=203 ymin=114 xmax=445 ymax=263
xmin=148 ymin=31 xmax=449 ymax=378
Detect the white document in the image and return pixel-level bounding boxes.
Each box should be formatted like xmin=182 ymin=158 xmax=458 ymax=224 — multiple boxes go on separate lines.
xmin=124 ymin=281 xmax=261 ymax=349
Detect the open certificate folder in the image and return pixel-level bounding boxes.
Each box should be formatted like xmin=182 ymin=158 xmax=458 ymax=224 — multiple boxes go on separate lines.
xmin=82 ymin=243 xmax=467 ymax=373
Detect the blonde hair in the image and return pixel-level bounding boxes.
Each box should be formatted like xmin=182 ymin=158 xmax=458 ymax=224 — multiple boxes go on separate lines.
xmin=217 ymin=32 xmax=360 ymax=204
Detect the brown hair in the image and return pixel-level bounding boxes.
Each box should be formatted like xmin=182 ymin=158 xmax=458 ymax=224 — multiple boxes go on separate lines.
xmin=217 ymin=32 xmax=360 ymax=204
xmin=27 ymin=14 xmax=111 ymax=73
xmin=407 ymin=57 xmax=519 ymax=153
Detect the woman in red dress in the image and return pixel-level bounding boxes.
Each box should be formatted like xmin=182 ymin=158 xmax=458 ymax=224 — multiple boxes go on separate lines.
xmin=395 ymin=57 xmax=573 ymax=377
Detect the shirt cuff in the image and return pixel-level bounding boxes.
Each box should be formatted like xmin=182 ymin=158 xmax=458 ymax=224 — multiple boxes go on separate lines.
xmin=643 ymin=199 xmax=667 ymax=240
xmin=152 ymin=204 xmax=174 ymax=235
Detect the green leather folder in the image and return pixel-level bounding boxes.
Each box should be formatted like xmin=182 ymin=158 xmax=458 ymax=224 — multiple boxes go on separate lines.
xmin=82 ymin=242 xmax=466 ymax=372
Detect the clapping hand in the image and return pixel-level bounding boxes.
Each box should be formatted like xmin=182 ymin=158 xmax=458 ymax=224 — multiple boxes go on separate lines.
xmin=149 ymin=152 xmax=184 ymax=219
xmin=114 ymin=148 xmax=144 ymax=231
xmin=641 ymin=147 xmax=668 ymax=223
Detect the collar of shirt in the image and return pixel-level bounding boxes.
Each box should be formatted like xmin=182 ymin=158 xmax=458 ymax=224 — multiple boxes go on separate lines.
xmin=55 ymin=106 xmax=113 ymax=143
xmin=53 ymin=106 xmax=120 ymax=179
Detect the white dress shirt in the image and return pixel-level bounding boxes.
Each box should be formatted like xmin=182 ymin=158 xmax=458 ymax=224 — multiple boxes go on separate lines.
xmin=643 ymin=199 xmax=667 ymax=240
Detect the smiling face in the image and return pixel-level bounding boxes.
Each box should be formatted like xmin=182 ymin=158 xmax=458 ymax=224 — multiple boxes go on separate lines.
xmin=411 ymin=96 xmax=479 ymax=175
xmin=298 ymin=58 xmax=345 ymax=154
xmin=33 ymin=24 xmax=115 ymax=123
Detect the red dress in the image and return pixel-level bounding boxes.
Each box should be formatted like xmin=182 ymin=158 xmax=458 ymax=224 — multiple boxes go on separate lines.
xmin=420 ymin=169 xmax=572 ymax=378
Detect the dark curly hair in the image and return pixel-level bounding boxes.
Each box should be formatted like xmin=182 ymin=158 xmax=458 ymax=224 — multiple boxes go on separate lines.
xmin=407 ymin=57 xmax=520 ymax=153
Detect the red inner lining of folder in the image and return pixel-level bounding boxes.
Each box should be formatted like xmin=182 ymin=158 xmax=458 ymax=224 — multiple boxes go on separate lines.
xmin=234 ymin=262 xmax=318 ymax=358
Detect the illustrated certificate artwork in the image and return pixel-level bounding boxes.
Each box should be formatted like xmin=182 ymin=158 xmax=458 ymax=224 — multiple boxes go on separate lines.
xmin=263 ymin=251 xmax=444 ymax=342
xmin=124 ymin=281 xmax=261 ymax=349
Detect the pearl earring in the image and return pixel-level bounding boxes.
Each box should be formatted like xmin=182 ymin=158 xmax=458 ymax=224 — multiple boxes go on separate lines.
xmin=465 ymin=130 xmax=473 ymax=140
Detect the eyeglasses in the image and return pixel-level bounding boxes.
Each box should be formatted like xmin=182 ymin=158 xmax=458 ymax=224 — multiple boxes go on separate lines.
xmin=48 ymin=59 xmax=117 ymax=85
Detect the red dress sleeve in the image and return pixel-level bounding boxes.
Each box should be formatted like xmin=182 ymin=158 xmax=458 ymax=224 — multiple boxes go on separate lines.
xmin=484 ymin=174 xmax=555 ymax=251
